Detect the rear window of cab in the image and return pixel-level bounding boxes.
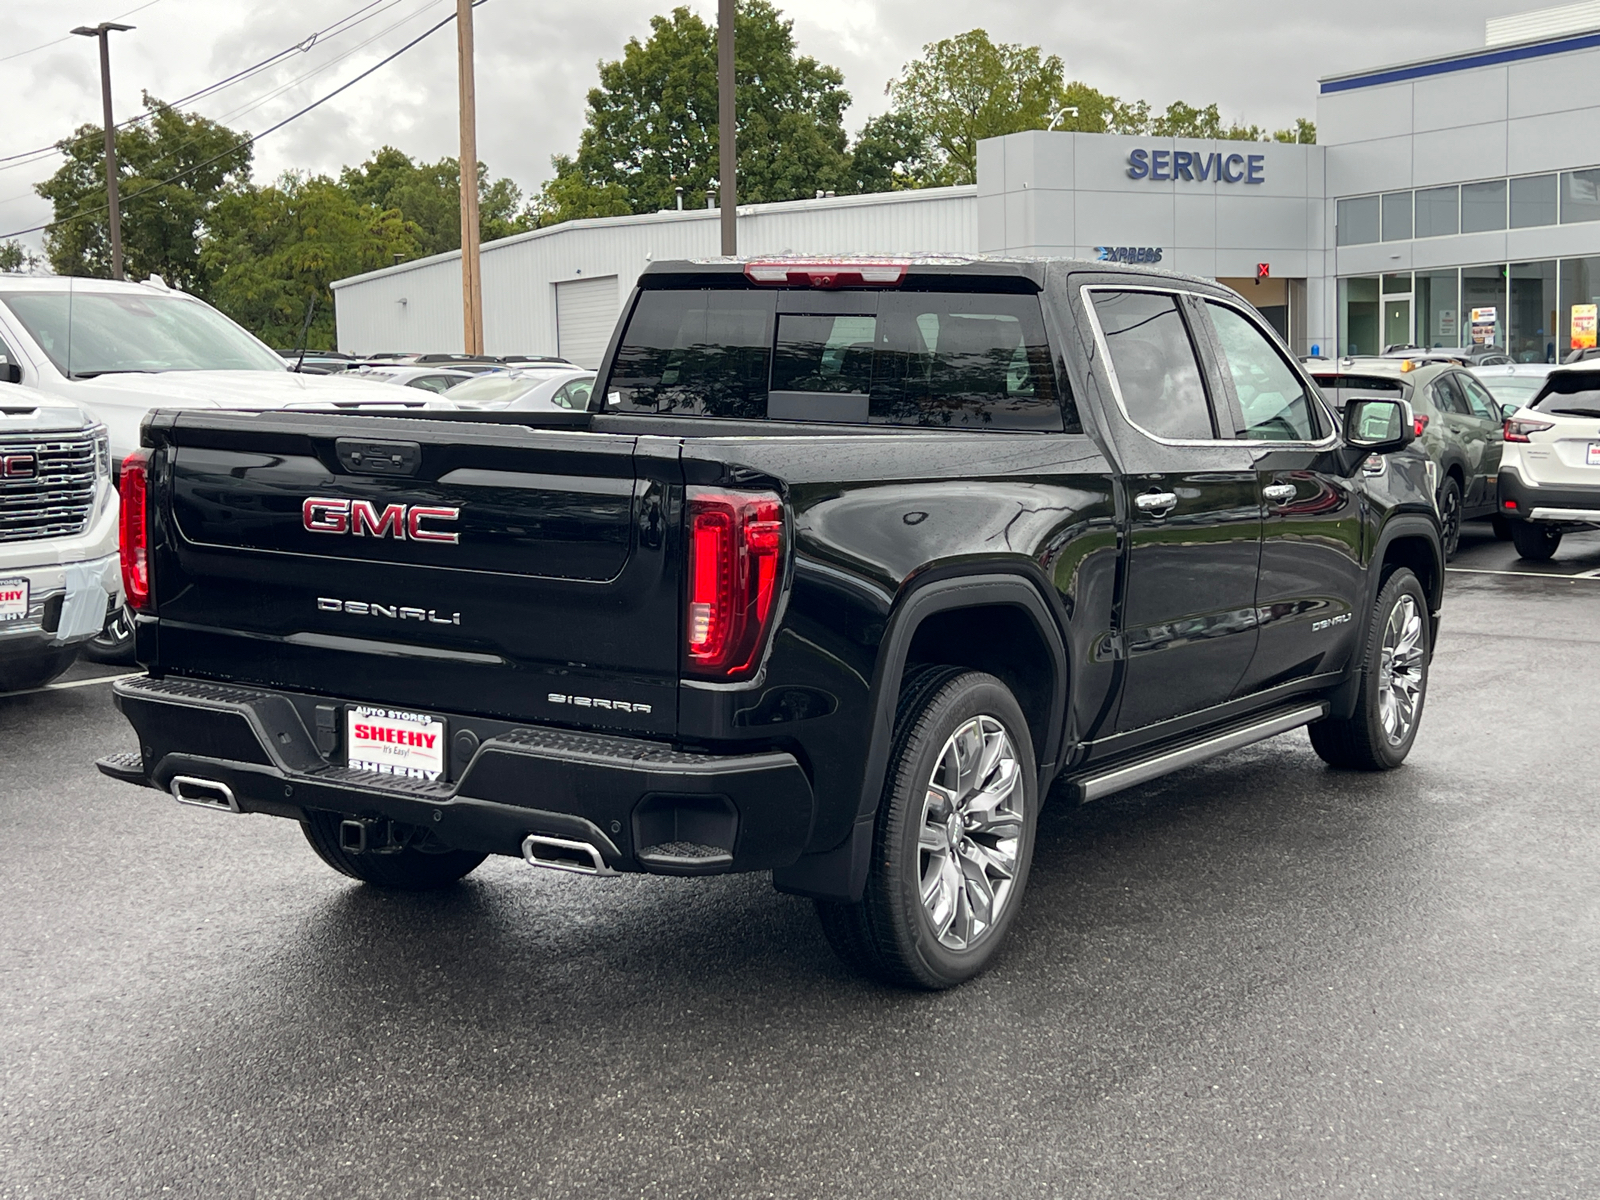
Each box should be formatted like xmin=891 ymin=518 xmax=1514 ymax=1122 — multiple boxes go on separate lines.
xmin=603 ymin=288 xmax=1078 ymax=432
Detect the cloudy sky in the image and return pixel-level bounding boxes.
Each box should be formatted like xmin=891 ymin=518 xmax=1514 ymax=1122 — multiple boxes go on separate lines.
xmin=2 ymin=0 xmax=1521 ymax=253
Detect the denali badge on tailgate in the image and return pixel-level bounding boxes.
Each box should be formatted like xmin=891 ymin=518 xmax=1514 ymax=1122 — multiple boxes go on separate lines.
xmin=302 ymin=497 xmax=460 ymax=543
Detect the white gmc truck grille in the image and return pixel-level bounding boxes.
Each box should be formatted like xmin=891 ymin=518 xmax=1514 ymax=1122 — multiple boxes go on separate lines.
xmin=0 ymin=432 xmax=97 ymax=543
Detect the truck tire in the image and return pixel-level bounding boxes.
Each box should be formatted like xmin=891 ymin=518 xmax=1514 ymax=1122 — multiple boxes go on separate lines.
xmin=300 ymin=810 xmax=486 ymax=890
xmin=1509 ymin=520 xmax=1562 ymax=562
xmin=0 ymin=645 xmax=78 ymax=692
xmin=1309 ymin=568 xmax=1430 ymax=771
xmin=815 ymin=667 xmax=1038 ymax=989
xmin=1437 ymin=477 xmax=1462 ymax=561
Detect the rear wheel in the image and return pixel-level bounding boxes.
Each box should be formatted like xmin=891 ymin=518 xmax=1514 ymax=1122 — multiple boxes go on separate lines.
xmin=816 ymin=668 xmax=1038 ymax=989
xmin=1310 ymin=568 xmax=1430 ymax=771
xmin=301 ymin=811 xmax=485 ymax=890
xmin=1510 ymin=520 xmax=1562 ymax=562
xmin=1437 ymin=477 xmax=1463 ymax=561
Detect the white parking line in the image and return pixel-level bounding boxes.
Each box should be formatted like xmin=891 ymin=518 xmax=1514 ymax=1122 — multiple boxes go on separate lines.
xmin=2 ymin=671 xmax=139 ymax=700
xmin=1448 ymin=566 xmax=1600 ymax=581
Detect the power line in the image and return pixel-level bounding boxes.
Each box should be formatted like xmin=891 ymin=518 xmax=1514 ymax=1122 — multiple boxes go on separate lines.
xmin=0 ymin=0 xmax=165 ymax=66
xmin=1 ymin=8 xmax=462 ymax=242
xmin=0 ymin=0 xmax=404 ymax=171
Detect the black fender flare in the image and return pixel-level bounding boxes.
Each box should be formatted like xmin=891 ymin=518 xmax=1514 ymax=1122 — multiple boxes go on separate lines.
xmin=773 ymin=572 xmax=1068 ymax=903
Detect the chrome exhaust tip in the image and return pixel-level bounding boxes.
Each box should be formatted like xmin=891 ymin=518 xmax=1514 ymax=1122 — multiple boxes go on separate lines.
xmin=169 ymin=775 xmax=240 ymax=813
xmin=520 ymin=833 xmax=618 ymax=877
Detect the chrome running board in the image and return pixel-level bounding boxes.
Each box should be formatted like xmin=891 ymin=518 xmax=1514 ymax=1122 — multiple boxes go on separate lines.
xmin=1075 ymin=703 xmax=1328 ymax=803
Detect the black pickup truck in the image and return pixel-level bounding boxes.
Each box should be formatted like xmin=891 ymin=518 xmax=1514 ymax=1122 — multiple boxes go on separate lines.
xmin=99 ymin=257 xmax=1442 ymax=989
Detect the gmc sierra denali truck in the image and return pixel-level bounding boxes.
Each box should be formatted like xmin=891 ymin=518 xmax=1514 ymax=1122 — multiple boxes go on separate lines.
xmin=97 ymin=257 xmax=1442 ymax=989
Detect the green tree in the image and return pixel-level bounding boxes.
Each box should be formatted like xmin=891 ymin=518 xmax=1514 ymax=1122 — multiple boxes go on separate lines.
xmin=35 ymin=94 xmax=252 ymax=294
xmin=844 ymin=111 xmax=932 ymax=192
xmin=0 ymin=241 xmax=41 ymax=274
xmin=1149 ymin=101 xmax=1264 ymax=141
xmin=203 ymin=173 xmax=421 ymax=349
xmin=1273 ymin=118 xmax=1317 ymax=144
xmin=535 ymin=1 xmax=851 ymax=223
xmin=885 ymin=30 xmax=1073 ymax=185
xmin=339 ymin=147 xmax=532 ymax=255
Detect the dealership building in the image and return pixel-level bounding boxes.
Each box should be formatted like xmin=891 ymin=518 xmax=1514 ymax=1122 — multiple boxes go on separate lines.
xmin=332 ymin=2 xmax=1600 ymax=367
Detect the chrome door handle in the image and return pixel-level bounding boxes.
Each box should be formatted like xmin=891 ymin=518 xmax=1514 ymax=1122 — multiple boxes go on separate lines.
xmin=1263 ymin=483 xmax=1297 ymax=504
xmin=1134 ymin=490 xmax=1178 ymax=517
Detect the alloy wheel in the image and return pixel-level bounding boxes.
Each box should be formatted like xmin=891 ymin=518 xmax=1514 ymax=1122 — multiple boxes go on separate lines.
xmin=1376 ymin=594 xmax=1425 ymax=745
xmin=916 ymin=715 xmax=1024 ymax=951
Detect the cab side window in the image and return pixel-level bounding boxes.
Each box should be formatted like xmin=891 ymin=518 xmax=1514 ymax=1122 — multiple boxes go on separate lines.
xmin=1204 ymin=301 xmax=1323 ymax=441
xmin=1456 ymin=373 xmax=1501 ymax=420
xmin=1091 ymin=291 xmax=1215 ymax=440
xmin=0 ymin=333 xmax=17 ymax=383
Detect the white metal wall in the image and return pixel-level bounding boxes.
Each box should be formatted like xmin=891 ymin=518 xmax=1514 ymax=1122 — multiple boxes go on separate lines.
xmin=331 ymin=187 xmax=979 ymax=357
xmin=554 ymin=275 xmax=619 ymax=367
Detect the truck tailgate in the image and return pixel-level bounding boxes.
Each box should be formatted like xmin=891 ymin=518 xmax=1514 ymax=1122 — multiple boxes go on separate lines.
xmin=150 ymin=412 xmax=681 ymax=735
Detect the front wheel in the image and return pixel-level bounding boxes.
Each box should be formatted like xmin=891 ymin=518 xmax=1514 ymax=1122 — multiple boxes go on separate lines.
xmin=1509 ymin=520 xmax=1562 ymax=562
xmin=81 ymin=605 xmax=135 ymax=664
xmin=301 ymin=811 xmax=486 ymax=890
xmin=1310 ymin=568 xmax=1430 ymax=771
xmin=815 ymin=668 xmax=1038 ymax=990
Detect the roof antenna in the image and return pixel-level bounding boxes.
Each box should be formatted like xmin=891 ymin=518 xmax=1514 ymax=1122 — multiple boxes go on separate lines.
xmin=292 ymin=296 xmax=317 ymax=373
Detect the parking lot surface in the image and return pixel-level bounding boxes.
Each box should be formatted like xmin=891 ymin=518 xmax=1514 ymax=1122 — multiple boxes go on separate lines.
xmin=3 ymin=525 xmax=1598 ymax=1199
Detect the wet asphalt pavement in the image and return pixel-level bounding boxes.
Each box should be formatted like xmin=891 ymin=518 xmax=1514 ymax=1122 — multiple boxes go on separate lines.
xmin=2 ymin=525 xmax=1598 ymax=1199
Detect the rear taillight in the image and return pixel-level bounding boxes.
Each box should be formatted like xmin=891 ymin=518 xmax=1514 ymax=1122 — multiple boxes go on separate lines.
xmin=684 ymin=488 xmax=783 ymax=678
xmin=119 ymin=451 xmax=151 ymax=612
xmin=1413 ymin=415 xmax=1429 ymax=437
xmin=1504 ymin=416 xmax=1554 ymax=443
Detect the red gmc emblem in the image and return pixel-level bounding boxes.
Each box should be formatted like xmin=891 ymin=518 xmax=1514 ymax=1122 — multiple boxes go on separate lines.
xmin=302 ymin=497 xmax=460 ymax=544
xmin=1 ymin=453 xmax=37 ymax=479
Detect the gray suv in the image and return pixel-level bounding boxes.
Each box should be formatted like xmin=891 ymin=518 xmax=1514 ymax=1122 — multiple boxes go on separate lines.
xmin=1312 ymin=358 xmax=1507 ymax=558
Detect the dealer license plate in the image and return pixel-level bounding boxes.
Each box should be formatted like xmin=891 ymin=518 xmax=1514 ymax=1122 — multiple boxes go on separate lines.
xmin=346 ymin=705 xmax=447 ymax=782
xmin=0 ymin=578 xmax=28 ymax=623
xmin=1588 ymin=442 xmax=1600 ymax=466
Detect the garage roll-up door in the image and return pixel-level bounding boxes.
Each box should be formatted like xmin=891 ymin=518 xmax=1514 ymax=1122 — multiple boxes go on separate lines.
xmin=555 ymin=276 xmax=620 ymax=369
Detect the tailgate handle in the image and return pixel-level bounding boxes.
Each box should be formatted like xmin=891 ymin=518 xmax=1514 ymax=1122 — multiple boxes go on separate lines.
xmin=336 ymin=438 xmax=422 ymax=477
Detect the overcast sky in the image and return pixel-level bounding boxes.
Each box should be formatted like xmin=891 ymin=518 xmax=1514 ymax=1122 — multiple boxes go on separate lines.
xmin=2 ymin=0 xmax=1522 ymax=254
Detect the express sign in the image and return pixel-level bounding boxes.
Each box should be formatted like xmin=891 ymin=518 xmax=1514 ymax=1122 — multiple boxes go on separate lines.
xmin=1127 ymin=148 xmax=1265 ymax=185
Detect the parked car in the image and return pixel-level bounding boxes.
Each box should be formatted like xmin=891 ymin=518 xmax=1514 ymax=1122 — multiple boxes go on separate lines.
xmin=447 ymin=368 xmax=595 ymax=411
xmin=1470 ymin=362 xmax=1556 ymax=413
xmin=0 ymin=383 xmax=121 ymax=691
xmin=356 ymin=353 xmax=505 ymax=375
xmin=1309 ymin=357 xmax=1505 ymax=558
xmin=1497 ymin=364 xmax=1600 ymax=560
xmin=0 ymin=276 xmax=453 ymax=661
xmin=98 ymin=256 xmax=1441 ymax=989
xmin=349 ymin=365 xmax=476 ymax=393
xmin=498 ymin=354 xmax=574 ymax=367
xmin=275 ymin=350 xmax=358 ymax=374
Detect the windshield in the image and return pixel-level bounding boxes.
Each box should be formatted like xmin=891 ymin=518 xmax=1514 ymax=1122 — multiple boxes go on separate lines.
xmin=443 ymin=372 xmax=542 ymax=409
xmin=2 ymin=290 xmax=284 ymax=377
xmin=1529 ymin=373 xmax=1600 ymax=417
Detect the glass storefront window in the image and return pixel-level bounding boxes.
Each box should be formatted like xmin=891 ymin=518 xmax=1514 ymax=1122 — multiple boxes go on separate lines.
xmin=1415 ymin=269 xmax=1460 ymax=348
xmin=1339 ymin=276 xmax=1380 ymax=356
xmin=1382 ymin=272 xmax=1411 ymax=294
xmin=1462 ymin=265 xmax=1507 ymax=352
xmin=1560 ymin=170 xmax=1600 ymax=223
xmin=1558 ymin=257 xmax=1600 ymax=359
xmin=1509 ymin=261 xmax=1557 ymax=363
xmin=1336 ymin=196 xmax=1380 ymax=246
xmin=1415 ymin=186 xmax=1459 ymax=237
xmin=1511 ymin=175 xmax=1558 ymax=228
xmin=1382 ymin=192 xmax=1413 ymax=241
xmin=1461 ymin=180 xmax=1507 ymax=233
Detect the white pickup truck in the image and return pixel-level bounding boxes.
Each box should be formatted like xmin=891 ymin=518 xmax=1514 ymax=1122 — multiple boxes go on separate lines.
xmin=0 ymin=384 xmax=121 ymax=691
xmin=0 ymin=274 xmax=451 ymax=658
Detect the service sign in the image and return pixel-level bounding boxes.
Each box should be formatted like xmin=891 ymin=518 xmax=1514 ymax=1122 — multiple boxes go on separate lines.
xmin=346 ymin=705 xmax=447 ymax=781
xmin=0 ymin=578 xmax=28 ymax=623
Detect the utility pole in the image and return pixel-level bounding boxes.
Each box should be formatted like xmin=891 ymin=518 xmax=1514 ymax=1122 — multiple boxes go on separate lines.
xmin=456 ymin=0 xmax=484 ymax=354
xmin=71 ymin=22 xmax=134 ymax=281
xmin=717 ymin=0 xmax=736 ymax=256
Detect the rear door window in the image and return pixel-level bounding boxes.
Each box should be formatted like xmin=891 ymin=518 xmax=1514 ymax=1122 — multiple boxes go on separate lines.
xmin=1090 ymin=290 xmax=1216 ymax=440
xmin=1431 ymin=374 xmax=1470 ymax=415
xmin=1456 ymin=373 xmax=1501 ymax=420
xmin=606 ymin=287 xmax=1071 ymax=431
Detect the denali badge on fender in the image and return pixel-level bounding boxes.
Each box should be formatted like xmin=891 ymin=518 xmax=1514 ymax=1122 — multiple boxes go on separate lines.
xmin=302 ymin=497 xmax=460 ymax=543
xmin=318 ymin=597 xmax=461 ymax=625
